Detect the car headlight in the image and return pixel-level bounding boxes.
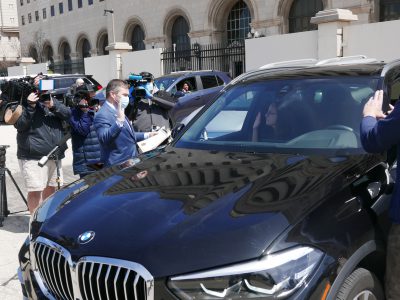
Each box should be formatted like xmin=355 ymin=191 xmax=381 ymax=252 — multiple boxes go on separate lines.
xmin=168 ymin=246 xmax=323 ymax=299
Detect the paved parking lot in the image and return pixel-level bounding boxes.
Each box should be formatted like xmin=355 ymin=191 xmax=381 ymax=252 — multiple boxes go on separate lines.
xmin=0 ymin=125 xmax=78 ymax=299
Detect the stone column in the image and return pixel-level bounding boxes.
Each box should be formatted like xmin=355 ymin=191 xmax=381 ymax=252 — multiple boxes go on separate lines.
xmin=17 ymin=57 xmax=35 ymax=75
xmin=105 ymin=42 xmax=132 ymax=79
xmin=311 ymin=9 xmax=358 ymax=60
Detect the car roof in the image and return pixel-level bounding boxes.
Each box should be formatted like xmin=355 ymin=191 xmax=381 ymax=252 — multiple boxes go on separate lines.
xmin=237 ymin=62 xmax=385 ymax=84
xmin=157 ymin=70 xmax=225 ymax=79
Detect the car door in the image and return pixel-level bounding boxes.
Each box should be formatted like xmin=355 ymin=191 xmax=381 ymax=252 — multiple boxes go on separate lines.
xmin=197 ymin=75 xmax=224 ymax=106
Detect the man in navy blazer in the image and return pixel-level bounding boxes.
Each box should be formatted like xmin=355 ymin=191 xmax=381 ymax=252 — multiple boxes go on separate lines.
xmin=94 ymin=79 xmax=152 ymax=167
xmin=360 ymin=90 xmax=399 ymax=299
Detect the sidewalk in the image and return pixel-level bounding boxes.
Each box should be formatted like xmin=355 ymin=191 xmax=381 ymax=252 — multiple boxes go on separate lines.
xmin=0 ymin=125 xmax=78 ymax=299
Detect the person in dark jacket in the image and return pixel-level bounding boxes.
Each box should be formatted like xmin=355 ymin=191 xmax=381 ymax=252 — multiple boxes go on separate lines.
xmin=130 ymin=72 xmax=171 ymax=132
xmin=14 ymin=76 xmax=71 ymax=214
xmin=69 ymin=90 xmax=102 ymax=178
xmin=360 ymin=90 xmax=399 ymax=299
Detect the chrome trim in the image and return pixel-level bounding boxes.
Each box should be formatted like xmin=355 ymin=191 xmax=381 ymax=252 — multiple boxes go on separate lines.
xmin=30 ymin=236 xmax=155 ymax=300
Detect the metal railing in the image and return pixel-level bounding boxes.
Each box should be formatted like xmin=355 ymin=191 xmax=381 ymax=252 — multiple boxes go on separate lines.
xmin=53 ymin=59 xmax=85 ymax=74
xmin=161 ymin=42 xmax=245 ymax=78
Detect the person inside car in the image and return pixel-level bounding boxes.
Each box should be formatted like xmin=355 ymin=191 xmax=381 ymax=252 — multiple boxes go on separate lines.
xmin=181 ymin=82 xmax=191 ymax=93
xmin=252 ymin=102 xmax=278 ymax=142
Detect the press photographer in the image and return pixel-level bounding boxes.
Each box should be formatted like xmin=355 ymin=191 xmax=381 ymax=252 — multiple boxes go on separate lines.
xmin=13 ymin=74 xmax=71 ymax=214
xmin=69 ymin=89 xmax=103 ymax=178
xmin=127 ymin=71 xmax=171 ymax=132
xmin=0 ymin=75 xmax=39 ymax=125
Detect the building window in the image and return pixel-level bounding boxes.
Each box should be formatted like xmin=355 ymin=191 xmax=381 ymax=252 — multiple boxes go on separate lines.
xmin=43 ymin=8 xmax=47 ymax=19
xmin=28 ymin=13 xmax=32 ymax=23
xmin=21 ymin=15 xmax=25 ymax=25
xmin=68 ymin=0 xmax=72 ymax=11
xmin=27 ymin=0 xmax=30 ymax=3
xmin=20 ymin=0 xmax=23 ymax=6
xmin=171 ymin=16 xmax=190 ymax=50
xmin=227 ymin=0 xmax=251 ymax=44
xmin=82 ymin=39 xmax=91 ymax=57
xmin=59 ymin=2 xmax=64 ymax=14
xmin=35 ymin=10 xmax=39 ymax=21
xmin=10 ymin=17 xmax=15 ymax=23
xmin=78 ymin=0 xmax=82 ymax=8
xmin=380 ymin=0 xmax=400 ymax=21
xmin=51 ymin=5 xmax=55 ymax=16
xmin=88 ymin=0 xmax=93 ymax=5
xmin=131 ymin=25 xmax=145 ymax=51
xmin=289 ymin=0 xmax=323 ymax=33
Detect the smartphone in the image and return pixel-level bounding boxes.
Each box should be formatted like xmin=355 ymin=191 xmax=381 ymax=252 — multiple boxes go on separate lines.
xmin=377 ymin=77 xmax=390 ymax=113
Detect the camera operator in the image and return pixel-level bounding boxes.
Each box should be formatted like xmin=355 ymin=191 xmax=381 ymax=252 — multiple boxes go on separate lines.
xmin=129 ymin=72 xmax=171 ymax=132
xmin=14 ymin=74 xmax=71 ymax=214
xmin=69 ymin=89 xmax=103 ymax=178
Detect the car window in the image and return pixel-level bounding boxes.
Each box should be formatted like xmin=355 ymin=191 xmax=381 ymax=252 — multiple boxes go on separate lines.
xmin=177 ymin=77 xmax=197 ymax=92
xmin=53 ymin=77 xmax=78 ymax=89
xmin=154 ymin=76 xmax=178 ymax=91
xmin=201 ymin=75 xmax=219 ymax=89
xmin=216 ymin=76 xmax=225 ymax=86
xmin=176 ymin=76 xmax=378 ymax=155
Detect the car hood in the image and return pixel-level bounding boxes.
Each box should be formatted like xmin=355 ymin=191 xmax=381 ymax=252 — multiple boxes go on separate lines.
xmin=34 ymin=148 xmax=367 ymax=277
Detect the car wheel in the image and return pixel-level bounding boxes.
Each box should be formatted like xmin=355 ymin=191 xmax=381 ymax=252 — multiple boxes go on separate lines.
xmin=336 ymin=268 xmax=384 ymax=300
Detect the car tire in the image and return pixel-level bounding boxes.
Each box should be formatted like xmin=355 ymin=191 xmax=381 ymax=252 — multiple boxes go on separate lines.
xmin=336 ymin=268 xmax=384 ymax=300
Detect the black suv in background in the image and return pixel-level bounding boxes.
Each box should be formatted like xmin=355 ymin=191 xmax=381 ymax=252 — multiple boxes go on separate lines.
xmin=19 ymin=57 xmax=399 ymax=299
xmin=45 ymin=74 xmax=103 ymax=105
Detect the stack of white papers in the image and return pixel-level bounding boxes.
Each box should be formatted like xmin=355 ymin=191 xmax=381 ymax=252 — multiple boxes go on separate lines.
xmin=137 ymin=128 xmax=170 ymax=153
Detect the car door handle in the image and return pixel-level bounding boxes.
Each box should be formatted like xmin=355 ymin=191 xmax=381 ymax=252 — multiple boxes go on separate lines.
xmin=194 ymin=96 xmax=200 ymax=100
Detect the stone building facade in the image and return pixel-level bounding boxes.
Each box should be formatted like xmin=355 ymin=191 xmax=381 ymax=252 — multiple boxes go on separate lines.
xmin=0 ymin=0 xmax=19 ymax=74
xmin=16 ymin=0 xmax=399 ymax=68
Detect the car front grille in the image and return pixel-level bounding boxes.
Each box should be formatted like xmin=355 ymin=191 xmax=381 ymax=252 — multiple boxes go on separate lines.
xmin=33 ymin=242 xmax=74 ymax=300
xmin=32 ymin=237 xmax=154 ymax=300
xmin=77 ymin=261 xmax=148 ymax=300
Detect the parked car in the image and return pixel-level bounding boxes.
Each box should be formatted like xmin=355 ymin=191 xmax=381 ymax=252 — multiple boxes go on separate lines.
xmin=19 ymin=57 xmax=399 ymax=300
xmin=154 ymin=70 xmax=231 ymax=124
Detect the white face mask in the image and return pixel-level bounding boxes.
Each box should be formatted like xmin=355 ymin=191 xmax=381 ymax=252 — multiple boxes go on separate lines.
xmin=119 ymin=96 xmax=130 ymax=109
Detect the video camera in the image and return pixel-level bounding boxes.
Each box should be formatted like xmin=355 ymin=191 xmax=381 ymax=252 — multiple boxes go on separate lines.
xmin=65 ymin=82 xmax=98 ymax=109
xmin=127 ymin=72 xmax=154 ymax=99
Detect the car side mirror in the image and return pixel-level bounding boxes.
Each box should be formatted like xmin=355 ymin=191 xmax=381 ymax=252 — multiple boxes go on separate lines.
xmin=171 ymin=123 xmax=185 ymax=139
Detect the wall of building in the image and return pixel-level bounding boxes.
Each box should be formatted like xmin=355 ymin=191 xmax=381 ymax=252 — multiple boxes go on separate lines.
xmin=0 ymin=0 xmax=20 ymax=62
xmin=245 ymin=31 xmax=318 ymax=71
xmin=344 ymin=19 xmax=400 ymax=62
xmin=84 ymin=55 xmax=110 ymax=87
xmin=16 ymin=0 xmax=375 ymax=63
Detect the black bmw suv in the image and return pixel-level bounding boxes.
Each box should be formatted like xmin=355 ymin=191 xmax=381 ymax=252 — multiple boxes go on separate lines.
xmin=19 ymin=57 xmax=400 ymax=300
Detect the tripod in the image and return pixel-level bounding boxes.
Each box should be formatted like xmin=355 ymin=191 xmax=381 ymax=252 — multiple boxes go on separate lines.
xmin=0 ymin=145 xmax=28 ymax=227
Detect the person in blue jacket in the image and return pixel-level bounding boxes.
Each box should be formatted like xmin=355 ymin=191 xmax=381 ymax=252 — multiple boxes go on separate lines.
xmin=69 ymin=90 xmax=102 ymax=178
xmin=94 ymin=79 xmax=155 ymax=167
xmin=360 ymin=90 xmax=399 ymax=299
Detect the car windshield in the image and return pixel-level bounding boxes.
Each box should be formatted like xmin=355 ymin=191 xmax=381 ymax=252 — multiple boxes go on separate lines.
xmin=154 ymin=76 xmax=178 ymax=91
xmin=175 ymin=76 xmax=378 ymax=155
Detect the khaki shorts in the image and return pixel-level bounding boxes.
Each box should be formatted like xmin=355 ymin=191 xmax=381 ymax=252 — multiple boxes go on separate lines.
xmin=18 ymin=159 xmax=63 ymax=192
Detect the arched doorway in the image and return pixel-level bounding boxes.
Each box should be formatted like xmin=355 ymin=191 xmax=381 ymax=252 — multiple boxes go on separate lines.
xmin=80 ymin=39 xmax=92 ymax=58
xmin=380 ymin=0 xmax=400 ymax=21
xmin=227 ymin=0 xmax=251 ymax=44
xmin=131 ymin=25 xmax=145 ymax=51
xmin=29 ymin=46 xmax=38 ymax=63
xmin=44 ymin=45 xmax=54 ymax=72
xmin=61 ymin=42 xmax=72 ymax=74
xmin=171 ymin=16 xmax=190 ymax=51
xmin=289 ymin=0 xmax=323 ymax=33
xmin=98 ymin=33 xmax=109 ymax=55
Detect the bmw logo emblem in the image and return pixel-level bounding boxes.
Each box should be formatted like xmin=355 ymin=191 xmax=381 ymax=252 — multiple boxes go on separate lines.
xmin=78 ymin=231 xmax=95 ymax=244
